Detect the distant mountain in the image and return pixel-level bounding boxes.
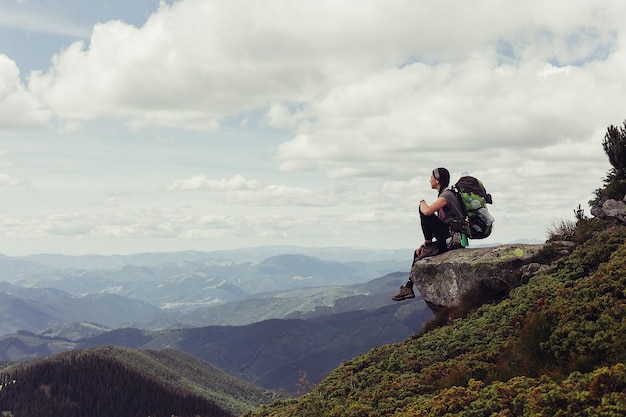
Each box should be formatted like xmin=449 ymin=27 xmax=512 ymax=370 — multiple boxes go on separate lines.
xmin=0 ymin=346 xmax=279 ymax=417
xmin=18 ymin=246 xmax=411 ymax=269
xmin=0 ymin=288 xmax=164 ymax=335
xmin=0 ymin=331 xmax=72 ymax=361
xmin=38 ymin=321 xmax=111 ymax=341
xmin=0 ymin=272 xmax=427 ymax=384
xmin=145 ymin=272 xmax=409 ymax=328
xmin=76 ymin=300 xmax=432 ymax=391
xmin=0 ymin=281 xmax=70 ymax=303
xmin=0 ymin=247 xmax=428 ymax=394
xmin=0 ymin=254 xmax=54 ymax=281
xmin=0 ymin=268 xmax=410 ymax=335
xmin=0 ymin=249 xmax=409 ymax=314
xmin=0 ymin=292 xmax=62 ymax=335
xmin=48 ymin=293 xmax=164 ymax=327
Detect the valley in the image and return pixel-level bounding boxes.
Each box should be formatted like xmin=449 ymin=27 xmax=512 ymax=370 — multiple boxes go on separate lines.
xmin=0 ymin=246 xmax=430 ymax=392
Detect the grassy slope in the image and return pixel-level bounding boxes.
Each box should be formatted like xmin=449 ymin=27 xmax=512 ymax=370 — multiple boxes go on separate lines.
xmin=92 ymin=346 xmax=282 ymax=416
xmin=245 ymin=226 xmax=626 ymax=416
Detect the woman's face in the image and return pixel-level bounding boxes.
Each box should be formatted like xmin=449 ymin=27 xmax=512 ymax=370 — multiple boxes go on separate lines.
xmin=429 ymin=174 xmax=439 ymax=189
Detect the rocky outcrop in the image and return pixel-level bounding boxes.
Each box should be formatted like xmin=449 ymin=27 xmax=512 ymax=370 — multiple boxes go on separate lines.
xmin=590 ymin=198 xmax=626 ymax=224
xmin=411 ymin=244 xmax=548 ymax=312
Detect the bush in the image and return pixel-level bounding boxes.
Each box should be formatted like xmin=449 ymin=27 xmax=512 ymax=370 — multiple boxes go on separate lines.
xmin=546 ymin=218 xmax=577 ymax=242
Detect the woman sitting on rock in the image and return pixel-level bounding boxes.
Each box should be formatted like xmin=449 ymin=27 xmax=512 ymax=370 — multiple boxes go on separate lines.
xmin=392 ymin=167 xmax=465 ymax=301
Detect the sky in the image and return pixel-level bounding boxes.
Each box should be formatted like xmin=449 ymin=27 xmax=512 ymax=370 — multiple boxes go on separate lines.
xmin=0 ymin=0 xmax=624 ymax=256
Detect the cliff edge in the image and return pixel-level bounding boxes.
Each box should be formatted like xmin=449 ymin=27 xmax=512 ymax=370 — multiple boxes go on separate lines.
xmin=411 ymin=243 xmax=552 ymax=311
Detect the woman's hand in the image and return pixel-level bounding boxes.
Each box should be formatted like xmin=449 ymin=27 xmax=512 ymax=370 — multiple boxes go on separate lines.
xmin=420 ymin=196 xmax=447 ymax=216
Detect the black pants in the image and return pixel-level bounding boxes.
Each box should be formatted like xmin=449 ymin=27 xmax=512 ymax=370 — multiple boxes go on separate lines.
xmin=419 ymin=208 xmax=450 ymax=253
xmin=404 ymin=210 xmax=451 ymax=290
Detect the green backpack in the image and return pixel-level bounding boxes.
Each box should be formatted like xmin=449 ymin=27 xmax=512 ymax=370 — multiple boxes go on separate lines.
xmin=450 ymin=176 xmax=494 ymax=239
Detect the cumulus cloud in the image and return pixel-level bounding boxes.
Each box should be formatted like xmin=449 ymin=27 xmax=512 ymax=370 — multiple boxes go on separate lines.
xmin=164 ymin=174 xmax=337 ymax=207
xmin=23 ymin=1 xmax=626 ymax=181
xmin=165 ymin=174 xmax=262 ymax=192
xmin=274 ymin=47 xmax=625 ymax=179
xmin=2 ymin=0 xmax=626 ymax=254
xmin=0 ymin=151 xmax=24 ymax=188
xmin=0 ymin=55 xmax=51 ymax=127
xmin=0 ymin=173 xmax=22 ymax=187
xmin=42 ymin=213 xmax=93 ymax=236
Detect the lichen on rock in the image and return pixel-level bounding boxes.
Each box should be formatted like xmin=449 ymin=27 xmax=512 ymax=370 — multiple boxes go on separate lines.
xmin=411 ymin=244 xmax=548 ymax=312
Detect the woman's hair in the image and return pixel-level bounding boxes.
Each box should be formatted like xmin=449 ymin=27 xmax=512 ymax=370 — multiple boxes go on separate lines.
xmin=433 ymin=167 xmax=450 ymax=188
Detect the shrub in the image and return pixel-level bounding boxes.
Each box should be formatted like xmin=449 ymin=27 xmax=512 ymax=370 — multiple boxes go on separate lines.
xmin=546 ymin=218 xmax=577 ymax=242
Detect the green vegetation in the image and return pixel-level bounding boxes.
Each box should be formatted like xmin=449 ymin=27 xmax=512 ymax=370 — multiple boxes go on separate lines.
xmin=94 ymin=347 xmax=281 ymax=415
xmin=245 ymin=122 xmax=626 ymax=416
xmin=244 ymin=225 xmax=626 ymax=416
xmin=0 ymin=347 xmax=230 ymax=417
xmin=0 ymin=346 xmax=279 ymax=417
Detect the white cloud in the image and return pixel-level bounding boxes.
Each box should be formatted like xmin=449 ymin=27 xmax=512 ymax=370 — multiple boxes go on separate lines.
xmin=275 ymin=48 xmax=625 ymax=179
xmin=0 ymin=173 xmax=21 ymax=187
xmin=0 ymin=150 xmax=23 ymax=188
xmin=0 ymin=55 xmax=51 ymax=127
xmin=165 ymin=174 xmax=262 ymax=192
xmin=164 ymin=174 xmax=339 ymax=207
xmin=1 ymin=0 xmax=626 ymax=255
xmin=28 ymin=1 xmax=621 ymax=128
xmin=43 ymin=213 xmax=93 ymax=236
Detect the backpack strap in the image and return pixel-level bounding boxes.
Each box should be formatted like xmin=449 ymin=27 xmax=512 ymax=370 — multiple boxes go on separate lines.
xmin=448 ymin=185 xmax=471 ymax=236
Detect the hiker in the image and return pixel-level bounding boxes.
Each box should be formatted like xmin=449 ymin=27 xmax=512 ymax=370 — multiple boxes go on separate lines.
xmin=392 ymin=167 xmax=465 ymax=301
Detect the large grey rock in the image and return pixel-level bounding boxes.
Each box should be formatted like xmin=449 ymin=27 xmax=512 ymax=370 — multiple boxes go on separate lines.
xmin=590 ymin=198 xmax=626 ymax=223
xmin=411 ymin=244 xmax=546 ymax=311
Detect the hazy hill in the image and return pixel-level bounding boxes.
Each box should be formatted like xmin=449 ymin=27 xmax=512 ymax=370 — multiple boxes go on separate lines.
xmin=0 ymin=281 xmax=69 ymax=303
xmin=145 ymin=271 xmax=409 ymax=328
xmin=2 ymin=250 xmax=409 ymax=319
xmin=0 ymin=254 xmax=53 ymax=280
xmin=19 ymin=246 xmax=410 ymax=269
xmin=38 ymin=321 xmax=111 ymax=341
xmin=0 ymin=346 xmax=279 ymax=417
xmin=0 ymin=271 xmax=427 ymax=380
xmin=0 ymin=249 xmax=411 ymax=342
xmin=0 ymin=330 xmax=74 ymax=361
xmin=244 ymin=226 xmax=626 ymax=416
xmin=0 ymin=292 xmax=62 ymax=335
xmin=0 ymin=288 xmax=164 ymax=335
xmin=0 ymin=269 xmax=410 ymax=336
xmin=76 ymin=298 xmax=432 ymax=391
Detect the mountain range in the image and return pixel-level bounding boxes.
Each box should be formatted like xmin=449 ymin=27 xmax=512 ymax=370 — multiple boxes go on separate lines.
xmin=0 ymin=247 xmax=411 ymax=334
xmin=0 ymin=273 xmax=432 ymax=391
xmin=0 ymin=247 xmax=432 ymax=394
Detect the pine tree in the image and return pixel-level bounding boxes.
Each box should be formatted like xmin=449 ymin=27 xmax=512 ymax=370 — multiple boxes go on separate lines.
xmin=592 ymin=120 xmax=626 ymax=204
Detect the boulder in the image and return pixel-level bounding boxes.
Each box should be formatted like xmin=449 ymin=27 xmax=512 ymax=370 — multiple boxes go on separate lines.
xmin=590 ymin=198 xmax=626 ymax=224
xmin=411 ymin=244 xmax=547 ymax=312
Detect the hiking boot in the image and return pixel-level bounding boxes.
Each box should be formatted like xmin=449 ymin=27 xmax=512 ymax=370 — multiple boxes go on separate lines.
xmin=415 ymin=243 xmax=440 ymax=261
xmin=392 ymin=285 xmax=415 ymax=301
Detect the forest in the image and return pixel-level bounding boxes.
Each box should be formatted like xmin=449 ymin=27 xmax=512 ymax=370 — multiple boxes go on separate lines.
xmin=0 ymin=349 xmax=234 ymax=417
